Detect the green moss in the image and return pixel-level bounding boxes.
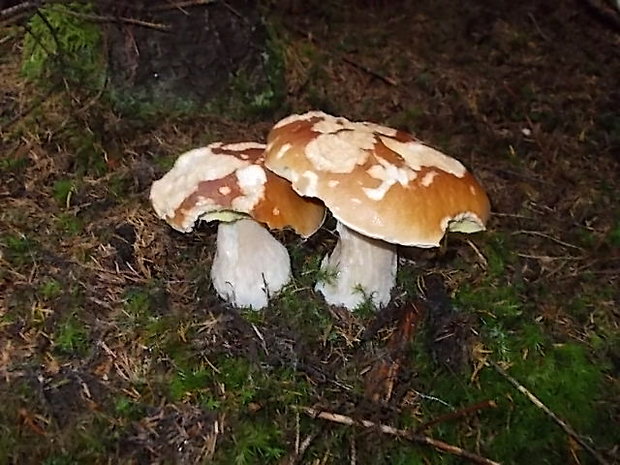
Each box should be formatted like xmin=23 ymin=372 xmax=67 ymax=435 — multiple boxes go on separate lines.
xmin=408 ymin=334 xmax=610 ymax=464
xmin=169 ymin=368 xmax=212 ymax=402
xmin=122 ymin=287 xmax=152 ymax=321
xmin=39 ymin=278 xmax=63 ymax=300
xmin=269 ymin=285 xmax=333 ymax=342
xmin=55 ymin=213 xmax=83 ymax=235
xmin=217 ymin=420 xmax=285 ymax=465
xmin=107 ymin=174 xmax=130 ymax=199
xmin=113 ymin=395 xmax=145 ymax=421
xmin=352 ymin=291 xmax=380 ymax=317
xmin=1 ymin=234 xmax=38 ymax=266
xmin=154 ymin=154 xmax=178 ymax=172
xmin=453 ymin=233 xmax=528 ymax=361
xmin=402 ymin=232 xmax=616 ymax=463
xmin=53 ymin=314 xmax=88 ymax=356
xmin=52 ymin=179 xmax=75 ymax=206
xmin=0 ymin=156 xmax=29 ymax=174
xmin=164 ymin=352 xmax=311 ymax=464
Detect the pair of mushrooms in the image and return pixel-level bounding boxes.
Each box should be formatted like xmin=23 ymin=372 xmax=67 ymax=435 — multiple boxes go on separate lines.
xmin=150 ymin=111 xmax=490 ymax=310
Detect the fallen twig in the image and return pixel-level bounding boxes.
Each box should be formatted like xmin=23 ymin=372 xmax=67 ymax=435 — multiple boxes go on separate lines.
xmin=0 ymin=0 xmax=37 ymax=20
xmin=278 ymin=433 xmax=316 ymax=465
xmin=511 ymin=230 xmax=583 ymax=250
xmin=303 ymin=407 xmax=500 ymax=465
xmin=489 ymin=360 xmax=610 ymax=465
xmin=416 ymin=399 xmax=497 ymax=433
xmin=342 ymin=55 xmax=399 ymax=86
xmin=287 ymin=24 xmax=399 ymax=88
xmin=150 ymin=0 xmax=217 ymax=12
xmin=61 ymin=9 xmax=171 ymax=31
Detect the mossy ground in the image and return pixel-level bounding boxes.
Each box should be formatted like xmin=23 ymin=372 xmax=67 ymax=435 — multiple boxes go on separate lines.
xmin=1 ymin=1 xmax=619 ymax=464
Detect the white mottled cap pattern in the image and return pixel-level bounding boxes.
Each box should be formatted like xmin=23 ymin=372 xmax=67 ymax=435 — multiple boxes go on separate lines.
xmin=150 ymin=142 xmax=325 ymax=237
xmin=265 ymin=111 xmax=490 ymax=246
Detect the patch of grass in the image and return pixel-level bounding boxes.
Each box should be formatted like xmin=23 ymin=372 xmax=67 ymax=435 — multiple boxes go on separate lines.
xmin=52 ymin=179 xmax=75 ymax=207
xmin=219 ymin=420 xmax=285 ymax=465
xmin=39 ymin=278 xmax=63 ymax=300
xmin=0 ymin=156 xmax=29 ymax=173
xmin=352 ymin=290 xmax=380 ymax=318
xmin=208 ymin=356 xmax=310 ymax=465
xmin=410 ymin=332 xmax=610 ymax=464
xmin=123 ymin=287 xmax=152 ymax=321
xmin=396 ymin=265 xmax=420 ymax=299
xmin=120 ymin=285 xmax=170 ymax=343
xmin=113 ymin=395 xmax=145 ymax=421
xmin=453 ymin=232 xmax=526 ymax=360
xmin=55 ymin=212 xmax=83 ymax=235
xmin=1 ymin=234 xmax=38 ymax=266
xmin=401 ymin=231 xmax=619 ymax=463
xmin=269 ymin=285 xmax=333 ymax=342
xmin=169 ymin=368 xmax=212 ymax=402
xmin=163 ymin=353 xmax=311 ymax=464
xmin=154 ymin=153 xmax=177 ymax=172
xmin=37 ymin=413 xmax=111 ymax=463
xmin=107 ymin=173 xmax=130 ymax=198
xmin=53 ymin=314 xmax=88 ymax=356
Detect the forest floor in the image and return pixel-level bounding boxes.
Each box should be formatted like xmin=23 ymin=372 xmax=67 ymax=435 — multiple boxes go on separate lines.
xmin=1 ymin=1 xmax=619 ymax=464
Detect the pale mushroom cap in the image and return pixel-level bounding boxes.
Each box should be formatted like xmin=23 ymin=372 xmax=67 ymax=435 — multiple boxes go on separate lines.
xmin=150 ymin=142 xmax=325 ymax=237
xmin=265 ymin=112 xmax=490 ymax=247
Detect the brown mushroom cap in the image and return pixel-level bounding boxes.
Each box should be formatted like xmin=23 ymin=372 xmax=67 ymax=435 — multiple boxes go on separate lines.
xmin=265 ymin=112 xmax=490 ymax=247
xmin=150 ymin=141 xmax=325 ymax=237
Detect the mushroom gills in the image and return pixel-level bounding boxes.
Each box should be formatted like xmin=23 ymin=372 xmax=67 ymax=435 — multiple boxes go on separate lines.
xmin=315 ymin=222 xmax=397 ymax=310
xmin=210 ymin=218 xmax=292 ymax=309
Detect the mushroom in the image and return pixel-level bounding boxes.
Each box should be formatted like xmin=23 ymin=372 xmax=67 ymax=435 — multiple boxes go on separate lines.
xmin=264 ymin=111 xmax=490 ymax=310
xmin=150 ymin=141 xmax=325 ymax=309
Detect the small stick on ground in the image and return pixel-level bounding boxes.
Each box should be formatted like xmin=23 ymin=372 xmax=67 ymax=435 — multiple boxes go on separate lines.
xmin=416 ymin=399 xmax=497 ymax=433
xmin=62 ymin=10 xmax=171 ymax=32
xmin=150 ymin=0 xmax=217 ymax=12
xmin=341 ymin=56 xmax=399 ymax=86
xmin=489 ymin=360 xmax=609 ymax=465
xmin=278 ymin=433 xmax=316 ymax=465
xmin=303 ymin=407 xmax=500 ymax=465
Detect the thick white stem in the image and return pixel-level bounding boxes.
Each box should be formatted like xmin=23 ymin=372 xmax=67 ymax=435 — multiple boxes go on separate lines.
xmin=315 ymin=222 xmax=397 ymax=310
xmin=210 ymin=218 xmax=291 ymax=309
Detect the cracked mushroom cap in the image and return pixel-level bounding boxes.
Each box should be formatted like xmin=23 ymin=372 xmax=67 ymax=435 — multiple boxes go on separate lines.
xmin=264 ymin=111 xmax=490 ymax=247
xmin=150 ymin=141 xmax=325 ymax=237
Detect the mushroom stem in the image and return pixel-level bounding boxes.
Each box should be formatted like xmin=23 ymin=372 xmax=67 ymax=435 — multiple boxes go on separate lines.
xmin=210 ymin=218 xmax=292 ymax=309
xmin=315 ymin=222 xmax=397 ymax=310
